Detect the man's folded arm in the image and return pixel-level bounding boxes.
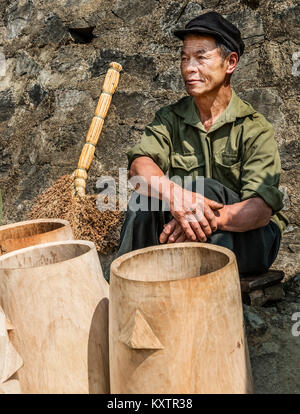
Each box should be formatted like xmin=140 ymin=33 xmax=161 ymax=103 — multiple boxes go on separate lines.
xmin=127 ymin=108 xmax=173 ymax=177
xmin=217 ymin=121 xmax=283 ymax=232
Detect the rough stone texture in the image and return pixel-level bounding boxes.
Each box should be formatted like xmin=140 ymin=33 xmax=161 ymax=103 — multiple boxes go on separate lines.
xmin=239 ymin=88 xmax=285 ymax=129
xmin=244 ymin=274 xmax=300 ymax=394
xmin=4 ymin=0 xmax=34 ymax=40
xmin=0 ymin=88 xmax=15 ymax=122
xmin=227 ymin=9 xmax=265 ymax=47
xmin=0 ymin=0 xmax=299 ymax=393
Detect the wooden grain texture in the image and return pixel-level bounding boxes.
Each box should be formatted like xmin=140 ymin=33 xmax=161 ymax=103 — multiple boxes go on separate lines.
xmin=5 ymin=315 xmax=14 ymax=331
xmin=77 ymin=143 xmax=96 ymax=171
xmin=110 ymin=243 xmax=254 ymax=394
xmin=0 ymin=378 xmax=22 ymax=394
xmin=240 ymin=270 xmax=285 ymax=293
xmin=119 ymin=309 xmax=164 ymax=350
xmin=73 ymin=177 xmax=87 ymax=194
xmin=0 ymin=240 xmax=110 ymax=394
xmin=94 ymin=93 xmax=112 ymax=119
xmin=0 ymin=306 xmax=23 ymax=389
xmin=0 ymin=218 xmax=73 ymax=255
xmin=85 ymin=117 xmax=105 ymax=145
xmin=102 ymin=62 xmax=122 ymax=95
xmin=74 ymin=62 xmax=122 ymax=196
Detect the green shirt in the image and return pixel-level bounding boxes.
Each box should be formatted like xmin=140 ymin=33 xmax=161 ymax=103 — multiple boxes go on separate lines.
xmin=127 ymin=89 xmax=288 ymax=234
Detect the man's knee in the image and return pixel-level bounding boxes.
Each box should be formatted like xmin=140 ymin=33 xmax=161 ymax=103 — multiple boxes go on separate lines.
xmin=203 ymin=178 xmax=224 ymax=201
xmin=188 ymin=177 xmax=239 ymax=204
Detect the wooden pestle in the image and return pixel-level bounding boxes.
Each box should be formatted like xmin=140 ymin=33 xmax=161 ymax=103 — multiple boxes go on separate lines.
xmin=74 ymin=62 xmax=122 ymax=196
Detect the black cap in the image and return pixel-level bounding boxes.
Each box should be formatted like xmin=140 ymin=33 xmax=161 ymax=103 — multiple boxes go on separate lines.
xmin=174 ymin=11 xmax=245 ymax=57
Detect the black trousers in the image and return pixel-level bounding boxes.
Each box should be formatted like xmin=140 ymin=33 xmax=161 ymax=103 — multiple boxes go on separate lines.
xmin=117 ymin=178 xmax=281 ymax=275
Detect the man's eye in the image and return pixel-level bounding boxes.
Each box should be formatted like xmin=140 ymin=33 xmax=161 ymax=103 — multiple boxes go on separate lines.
xmin=181 ymin=57 xmax=188 ymax=62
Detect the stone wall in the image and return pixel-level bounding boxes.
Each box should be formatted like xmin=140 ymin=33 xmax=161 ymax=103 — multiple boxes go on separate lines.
xmin=0 ymin=1 xmax=298 ymax=225
xmin=1 ymin=0 xmax=299 ymax=270
xmin=0 ymin=0 xmax=299 ymax=394
xmin=0 ymin=1 xmax=299 ymax=274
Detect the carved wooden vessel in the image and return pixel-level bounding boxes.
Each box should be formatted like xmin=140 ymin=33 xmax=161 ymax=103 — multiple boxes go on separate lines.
xmin=0 ymin=219 xmax=73 ymax=255
xmin=0 ymin=240 xmax=109 ymax=394
xmin=109 ymin=243 xmax=254 ymax=394
xmin=0 ymin=306 xmax=23 ymax=394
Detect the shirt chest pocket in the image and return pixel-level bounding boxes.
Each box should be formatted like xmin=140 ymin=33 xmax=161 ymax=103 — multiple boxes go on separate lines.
xmin=213 ymin=151 xmax=242 ymax=193
xmin=169 ymin=152 xmax=206 ymax=179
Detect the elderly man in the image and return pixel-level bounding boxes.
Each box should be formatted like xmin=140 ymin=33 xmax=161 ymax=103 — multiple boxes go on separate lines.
xmin=117 ymin=11 xmax=288 ymax=274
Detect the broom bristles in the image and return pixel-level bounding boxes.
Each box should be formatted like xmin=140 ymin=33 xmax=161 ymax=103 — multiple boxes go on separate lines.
xmin=28 ymin=174 xmax=124 ymax=255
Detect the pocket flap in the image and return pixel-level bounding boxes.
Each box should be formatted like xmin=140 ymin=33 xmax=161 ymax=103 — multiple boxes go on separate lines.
xmin=170 ymin=152 xmax=205 ymax=172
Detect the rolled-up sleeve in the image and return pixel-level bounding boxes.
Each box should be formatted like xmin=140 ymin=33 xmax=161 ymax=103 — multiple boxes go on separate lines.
xmin=127 ymin=108 xmax=172 ymax=174
xmin=240 ymin=120 xmax=284 ymax=213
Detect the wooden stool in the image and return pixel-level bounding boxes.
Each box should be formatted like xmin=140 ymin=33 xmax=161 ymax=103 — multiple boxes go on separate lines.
xmin=240 ymin=270 xmax=285 ymax=306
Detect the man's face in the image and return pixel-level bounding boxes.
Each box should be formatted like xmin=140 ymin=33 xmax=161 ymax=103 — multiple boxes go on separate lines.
xmin=180 ymin=34 xmax=229 ymax=96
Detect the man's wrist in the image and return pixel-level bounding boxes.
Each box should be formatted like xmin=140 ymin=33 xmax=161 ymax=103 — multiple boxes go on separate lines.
xmin=160 ymin=178 xmax=183 ymax=206
xmin=216 ymin=205 xmax=230 ymax=231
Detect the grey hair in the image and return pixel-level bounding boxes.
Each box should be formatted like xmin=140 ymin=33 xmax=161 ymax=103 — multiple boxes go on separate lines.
xmin=215 ymin=39 xmax=235 ymax=61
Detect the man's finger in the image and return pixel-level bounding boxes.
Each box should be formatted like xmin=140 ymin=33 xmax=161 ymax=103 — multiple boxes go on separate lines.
xmin=206 ymin=198 xmax=223 ymax=210
xmin=199 ymin=219 xmax=212 ymax=237
xmin=192 ymin=208 xmax=213 ymax=237
xmin=174 ymin=233 xmax=187 ymax=243
xmin=159 ymin=219 xmax=177 ymax=243
xmin=189 ymin=218 xmax=207 ymax=242
xmin=185 ymin=214 xmax=207 ymax=241
xmin=178 ymin=216 xmax=197 ymax=241
xmin=203 ymin=205 xmax=218 ymax=233
xmin=168 ymin=224 xmax=183 ymax=243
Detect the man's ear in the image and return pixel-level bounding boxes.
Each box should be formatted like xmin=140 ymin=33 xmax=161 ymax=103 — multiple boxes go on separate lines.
xmin=226 ymin=52 xmax=239 ymax=75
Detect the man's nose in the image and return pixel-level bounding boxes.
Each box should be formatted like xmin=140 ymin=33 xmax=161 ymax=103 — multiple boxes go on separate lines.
xmin=185 ymin=59 xmax=198 ymax=73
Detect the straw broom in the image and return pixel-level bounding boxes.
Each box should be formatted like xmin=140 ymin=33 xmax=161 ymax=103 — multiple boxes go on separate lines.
xmin=28 ymin=62 xmax=124 ymax=255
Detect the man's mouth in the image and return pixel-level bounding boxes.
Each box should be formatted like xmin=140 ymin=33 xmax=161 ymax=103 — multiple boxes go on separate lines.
xmin=185 ymin=79 xmax=204 ymax=84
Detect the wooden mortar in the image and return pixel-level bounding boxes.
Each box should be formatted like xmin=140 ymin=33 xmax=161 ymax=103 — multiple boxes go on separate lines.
xmin=0 ymin=240 xmax=109 ymax=394
xmin=0 ymin=218 xmax=73 ymax=255
xmin=109 ymin=242 xmax=254 ymax=394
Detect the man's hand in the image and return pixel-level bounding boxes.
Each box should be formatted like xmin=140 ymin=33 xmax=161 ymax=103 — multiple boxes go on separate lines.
xmin=216 ymin=197 xmax=272 ymax=232
xmin=160 ymin=218 xmax=205 ymax=244
xmin=168 ymin=185 xmax=223 ymax=242
xmin=129 ymin=156 xmax=223 ymax=241
xmin=160 ymin=218 xmax=188 ymax=244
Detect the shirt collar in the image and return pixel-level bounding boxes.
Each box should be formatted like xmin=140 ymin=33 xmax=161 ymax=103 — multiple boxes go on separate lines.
xmin=172 ymin=88 xmax=256 ymax=132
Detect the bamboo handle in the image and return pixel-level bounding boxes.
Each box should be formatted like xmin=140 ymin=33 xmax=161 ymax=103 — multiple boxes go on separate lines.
xmin=74 ymin=62 xmax=122 ymax=196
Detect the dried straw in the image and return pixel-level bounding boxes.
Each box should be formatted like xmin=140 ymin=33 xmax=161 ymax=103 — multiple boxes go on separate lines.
xmin=28 ymin=174 xmax=124 ymax=255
